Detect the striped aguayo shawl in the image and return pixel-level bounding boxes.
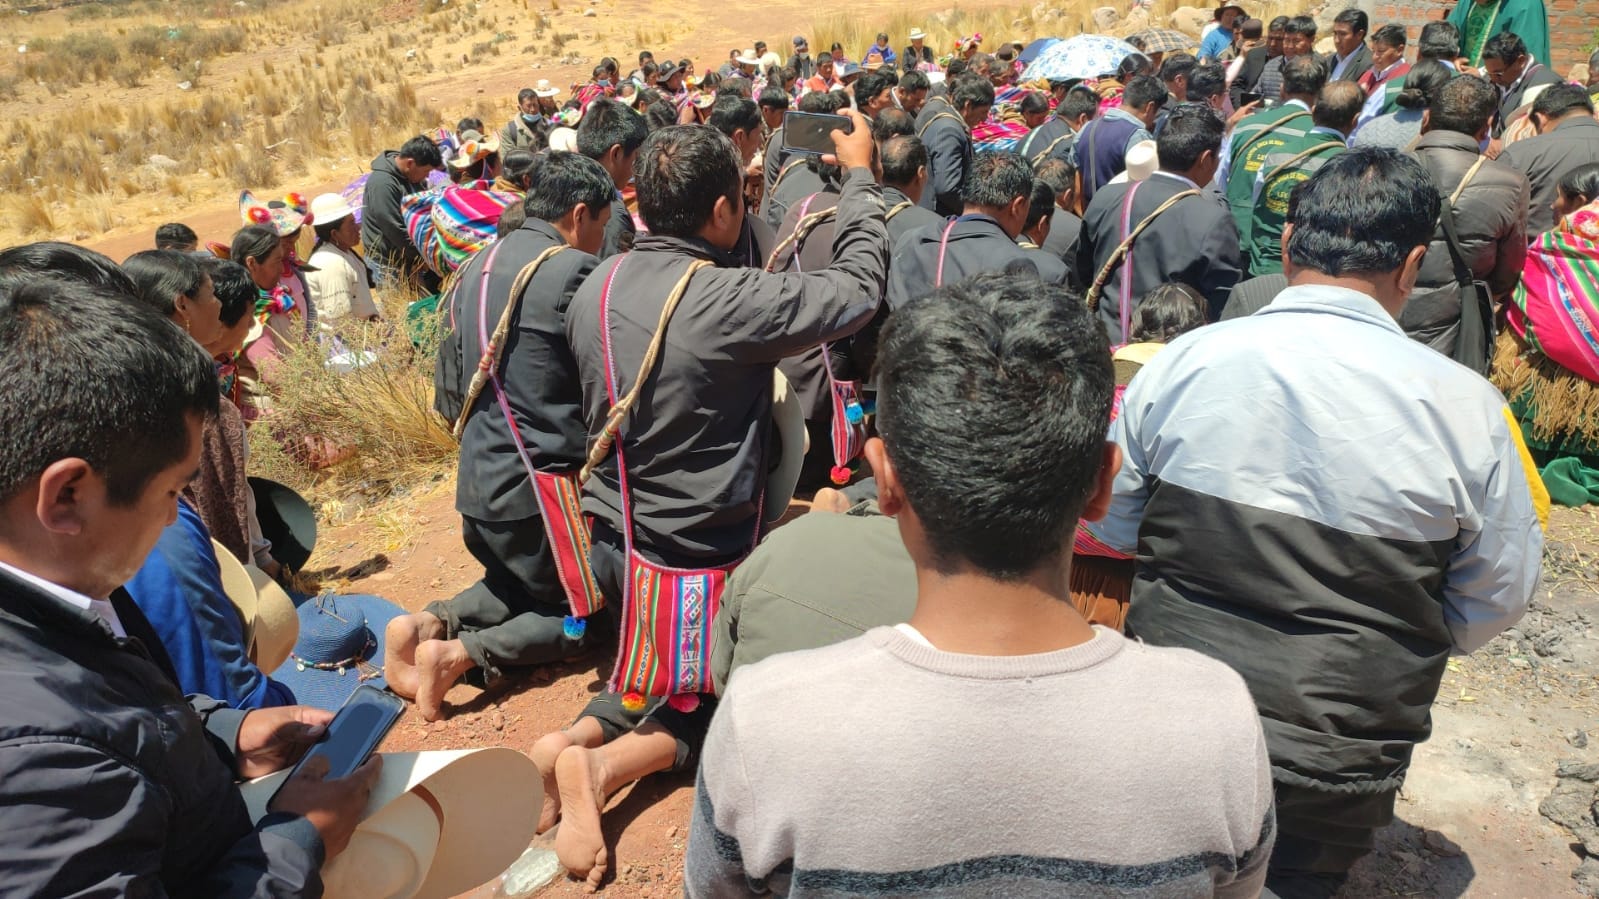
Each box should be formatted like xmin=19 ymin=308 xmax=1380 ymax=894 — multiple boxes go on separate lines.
xmin=1508 ymin=207 xmax=1599 ymax=385
xmin=402 ymin=179 xmax=521 ymax=275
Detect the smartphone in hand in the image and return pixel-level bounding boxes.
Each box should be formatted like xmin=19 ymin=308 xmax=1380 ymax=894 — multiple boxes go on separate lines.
xmin=268 ymin=684 xmax=403 ymax=804
xmin=782 ymin=111 xmax=854 ymax=156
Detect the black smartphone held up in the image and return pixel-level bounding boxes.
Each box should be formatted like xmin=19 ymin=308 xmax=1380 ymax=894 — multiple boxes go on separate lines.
xmin=782 ymin=111 xmax=853 ymax=156
xmin=269 ymin=684 xmax=403 ymax=806
xmin=1238 ymin=91 xmax=1262 ymax=108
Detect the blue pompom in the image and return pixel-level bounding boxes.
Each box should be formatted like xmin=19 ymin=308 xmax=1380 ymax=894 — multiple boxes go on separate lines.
xmin=563 ymin=616 xmax=587 ymax=640
xmin=844 ymin=401 xmax=864 ymax=424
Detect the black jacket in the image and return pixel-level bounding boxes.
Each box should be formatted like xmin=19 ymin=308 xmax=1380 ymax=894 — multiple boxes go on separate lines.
xmin=915 ymin=97 xmax=974 ymax=217
xmin=437 ymin=218 xmax=598 ymax=522
xmin=360 ymin=150 xmax=427 ymax=272
xmin=0 ymin=567 xmax=323 ymax=897
xmin=568 ymin=167 xmax=888 ymax=565
xmin=600 ymin=193 xmax=636 ymax=259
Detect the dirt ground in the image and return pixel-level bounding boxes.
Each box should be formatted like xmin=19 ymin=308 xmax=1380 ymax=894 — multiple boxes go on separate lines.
xmin=300 ymin=477 xmax=1599 ymax=898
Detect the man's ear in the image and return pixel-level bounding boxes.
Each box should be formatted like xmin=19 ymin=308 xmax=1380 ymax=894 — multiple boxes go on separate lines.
xmin=863 ymin=438 xmax=903 ymax=516
xmin=1079 ymin=442 xmax=1123 ymax=523
xmin=34 ymin=458 xmax=96 ymax=537
xmin=1397 ymin=241 xmax=1429 ymax=296
xmin=1009 ymin=193 xmax=1030 ymax=223
xmin=1280 ymin=223 xmax=1297 ymax=277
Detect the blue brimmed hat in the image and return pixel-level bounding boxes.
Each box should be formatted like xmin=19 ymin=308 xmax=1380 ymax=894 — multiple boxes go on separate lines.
xmin=272 ymin=592 xmax=404 ymax=711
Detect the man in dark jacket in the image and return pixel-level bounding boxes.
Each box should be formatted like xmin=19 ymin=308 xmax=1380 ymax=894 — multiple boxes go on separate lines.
xmin=0 ymin=247 xmax=374 ymax=897
xmin=542 ymin=117 xmax=886 ymax=889
xmin=1069 ymin=75 xmax=1165 ymax=207
xmin=1323 ymin=8 xmax=1373 ymax=83
xmin=1500 ymin=85 xmax=1599 ymax=233
xmin=762 ymin=91 xmax=842 ymax=229
xmin=399 ymin=152 xmax=615 ymax=722
xmin=361 ymin=135 xmax=444 ymax=291
xmin=1482 ymin=32 xmax=1565 ymax=139
xmin=576 ymin=98 xmax=647 ymax=259
xmin=1077 ymin=104 xmax=1242 ymax=341
xmin=1406 ymin=74 xmax=1529 ymax=368
xmin=914 ymin=73 xmax=994 ymax=216
xmin=1084 ymin=148 xmax=1541 ymax=898
xmin=889 ymin=152 xmax=1069 ymax=314
xmin=881 ymin=133 xmax=944 ymax=243
xmin=1019 ymin=84 xmax=1097 ymax=168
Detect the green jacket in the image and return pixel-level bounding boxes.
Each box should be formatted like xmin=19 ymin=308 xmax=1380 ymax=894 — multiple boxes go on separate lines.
xmin=1226 ymin=104 xmax=1314 ymax=243
xmin=1246 ymin=129 xmax=1347 ymax=276
xmin=1446 ymin=0 xmax=1549 ymax=68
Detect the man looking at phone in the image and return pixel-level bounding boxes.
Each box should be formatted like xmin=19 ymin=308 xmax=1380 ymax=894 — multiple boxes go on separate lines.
xmin=0 ymin=245 xmax=377 ymax=896
xmin=915 ymin=73 xmax=995 ymax=216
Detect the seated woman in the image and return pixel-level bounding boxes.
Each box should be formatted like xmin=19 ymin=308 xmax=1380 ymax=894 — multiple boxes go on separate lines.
xmin=1493 ymin=163 xmax=1599 ymax=506
xmin=120 ymin=250 xmax=294 ymax=709
xmin=1352 ymin=59 xmax=1452 ymax=150
xmin=1072 ymin=283 xmax=1210 ymax=626
xmin=305 ymin=193 xmax=380 ymax=330
xmin=229 ymin=223 xmax=304 ymax=418
xmin=401 ymin=130 xmax=521 ymax=275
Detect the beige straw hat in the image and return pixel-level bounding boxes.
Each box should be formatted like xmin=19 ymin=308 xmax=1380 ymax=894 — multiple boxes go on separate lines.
xmin=241 ymin=748 xmax=541 ymax=899
xmin=212 ymin=539 xmax=298 ymax=673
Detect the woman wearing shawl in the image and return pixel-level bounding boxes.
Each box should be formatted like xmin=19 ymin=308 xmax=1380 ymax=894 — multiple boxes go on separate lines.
xmin=402 ymin=131 xmax=521 ymax=276
xmin=1494 ymin=163 xmax=1599 ymax=505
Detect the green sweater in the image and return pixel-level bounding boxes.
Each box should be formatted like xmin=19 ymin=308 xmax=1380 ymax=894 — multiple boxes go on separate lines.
xmin=1247 ymin=130 xmax=1347 ymax=276
xmin=1226 ymin=105 xmax=1314 ymax=244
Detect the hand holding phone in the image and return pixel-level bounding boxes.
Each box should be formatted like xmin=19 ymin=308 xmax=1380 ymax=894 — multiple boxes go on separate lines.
xmin=271 ymin=753 xmax=383 ymax=860
xmin=782 ymin=110 xmax=853 ymax=156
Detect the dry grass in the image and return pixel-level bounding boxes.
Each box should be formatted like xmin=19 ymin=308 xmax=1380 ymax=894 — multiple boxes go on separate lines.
xmin=248 ymin=285 xmax=457 ymax=504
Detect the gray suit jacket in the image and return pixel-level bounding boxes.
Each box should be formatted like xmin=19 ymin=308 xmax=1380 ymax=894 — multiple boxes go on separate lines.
xmin=1500 ymin=116 xmax=1599 ymax=234
xmin=1220 ymin=273 xmax=1289 ymax=320
xmin=1324 ymin=43 xmax=1373 ymax=83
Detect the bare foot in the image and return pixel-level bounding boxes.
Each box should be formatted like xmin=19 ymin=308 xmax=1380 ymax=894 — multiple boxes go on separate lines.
xmin=810 ymin=487 xmax=852 ymax=514
xmin=413 ymin=638 xmax=474 ymax=722
xmin=383 ymin=612 xmax=444 ymax=699
xmin=530 ymin=731 xmax=577 ymax=834
xmin=554 ymin=745 xmax=611 ymax=891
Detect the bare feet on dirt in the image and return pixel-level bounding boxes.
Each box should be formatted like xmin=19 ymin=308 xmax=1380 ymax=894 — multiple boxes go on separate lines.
xmin=531 ymin=730 xmax=579 ymax=834
xmin=810 ymin=487 xmax=853 ymax=513
xmin=555 ymin=745 xmax=612 ymax=892
xmin=383 ymin=612 xmax=444 ymax=699
xmin=413 ymin=638 xmax=474 ymax=722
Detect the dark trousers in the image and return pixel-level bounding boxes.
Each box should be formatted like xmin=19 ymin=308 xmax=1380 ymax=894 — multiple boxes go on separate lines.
xmin=1264 ymin=781 xmax=1399 ymax=898
xmin=424 ymin=515 xmax=603 ymax=681
xmin=572 ymin=526 xmax=717 ymax=772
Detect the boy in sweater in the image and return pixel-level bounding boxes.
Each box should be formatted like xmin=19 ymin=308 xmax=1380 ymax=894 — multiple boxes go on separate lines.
xmin=686 ymin=271 xmax=1276 ymax=897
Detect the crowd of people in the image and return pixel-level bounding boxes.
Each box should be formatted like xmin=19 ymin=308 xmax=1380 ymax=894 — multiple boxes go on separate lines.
xmin=1 ymin=0 xmax=1595 ymax=895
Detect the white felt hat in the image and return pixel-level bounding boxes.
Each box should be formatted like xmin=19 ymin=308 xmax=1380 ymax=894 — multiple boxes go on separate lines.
xmin=1109 ymin=139 xmax=1159 ymax=184
xmin=241 ymin=748 xmax=540 ymax=899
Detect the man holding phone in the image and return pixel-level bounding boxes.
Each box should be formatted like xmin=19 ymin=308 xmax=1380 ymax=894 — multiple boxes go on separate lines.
xmin=0 ymin=245 xmax=377 ymax=896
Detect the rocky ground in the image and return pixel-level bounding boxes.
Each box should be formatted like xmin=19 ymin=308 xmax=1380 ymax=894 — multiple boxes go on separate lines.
xmin=301 ymin=479 xmax=1599 ymax=897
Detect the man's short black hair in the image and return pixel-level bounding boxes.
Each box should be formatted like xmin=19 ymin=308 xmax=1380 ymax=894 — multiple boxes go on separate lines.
xmin=1159 ymin=52 xmax=1198 ymax=84
xmin=1157 ymin=102 xmax=1224 ymax=171
xmin=949 ymin=73 xmax=996 ymax=112
xmin=1313 ymin=82 xmax=1365 ymax=131
xmin=1059 ymin=85 xmax=1100 ymax=122
xmin=855 ymin=70 xmax=895 ymax=107
xmin=881 ymin=134 xmax=927 ymax=186
xmin=1371 ymin=24 xmax=1406 ymax=50
xmin=899 ymin=69 xmax=931 ymax=93
xmin=1417 ymin=21 xmax=1461 ymax=61
xmin=1024 ymin=179 xmax=1056 ymax=230
xmin=1481 ymin=32 xmax=1527 ymax=65
xmin=635 ymin=125 xmax=742 ymax=237
xmin=518 ymin=87 xmax=538 ymax=103
xmin=1532 ymin=82 xmax=1595 ymax=120
xmin=1281 ymin=54 xmax=1330 ymax=97
xmin=644 ymin=100 xmax=678 ymax=132
xmin=875 ymin=271 xmax=1113 ymax=579
xmin=1123 ymin=74 xmax=1168 ymax=111
xmin=1333 ymin=8 xmax=1368 ymax=35
xmin=154 ymin=222 xmax=198 ymax=251
xmin=0 ymin=271 xmax=218 ymax=506
xmin=1285 ymin=147 xmax=1440 ymax=277
xmin=122 ymin=249 xmax=204 ymax=319
xmin=757 ymin=86 xmax=790 ymax=110
xmin=707 ymin=95 xmax=762 ymax=138
xmin=1188 ymin=63 xmax=1227 ymax=103
xmin=1268 ymin=15 xmax=1289 ymax=31
xmin=576 ymin=97 xmax=650 ymax=161
xmin=200 ymin=256 xmax=254 ymax=328
xmin=960 ymin=151 xmax=1033 ymax=209
xmin=523 ymin=151 xmax=616 ymax=223
xmin=1018 ymin=92 xmax=1050 ymax=117
xmin=398 ymin=134 xmax=444 ymax=168
xmin=1284 ymin=15 xmax=1318 ymax=38
xmin=798 ymin=89 xmax=847 ymax=114
xmin=1035 ymin=158 xmax=1076 ymax=196
xmin=1427 ymin=74 xmax=1498 ymax=137
xmin=873 ymin=107 xmax=916 ymax=140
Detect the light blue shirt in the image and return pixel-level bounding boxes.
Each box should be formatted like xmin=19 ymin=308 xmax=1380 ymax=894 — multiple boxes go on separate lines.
xmin=1199 ymin=26 xmax=1233 ymax=62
